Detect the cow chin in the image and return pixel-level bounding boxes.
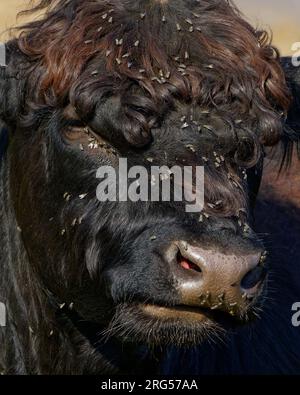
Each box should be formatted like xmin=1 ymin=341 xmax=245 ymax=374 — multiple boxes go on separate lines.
xmin=106 ymin=302 xmax=233 ymax=348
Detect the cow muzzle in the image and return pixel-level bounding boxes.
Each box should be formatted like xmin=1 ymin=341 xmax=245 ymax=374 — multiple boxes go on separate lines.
xmin=160 ymin=240 xmax=267 ymax=318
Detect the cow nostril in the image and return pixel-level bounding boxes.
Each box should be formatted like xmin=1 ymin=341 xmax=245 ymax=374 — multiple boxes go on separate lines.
xmin=177 ymin=251 xmax=202 ymax=273
xmin=241 ymin=265 xmax=266 ymax=290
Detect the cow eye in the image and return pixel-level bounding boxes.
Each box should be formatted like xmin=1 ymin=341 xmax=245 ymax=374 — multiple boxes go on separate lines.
xmin=63 ymin=125 xmax=118 ymax=159
xmin=63 ymin=126 xmax=86 ymax=142
xmin=61 ymin=104 xmax=118 ymax=158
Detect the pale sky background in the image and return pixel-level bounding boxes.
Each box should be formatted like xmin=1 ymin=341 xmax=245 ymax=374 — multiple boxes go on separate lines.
xmin=0 ymin=0 xmax=299 ymax=55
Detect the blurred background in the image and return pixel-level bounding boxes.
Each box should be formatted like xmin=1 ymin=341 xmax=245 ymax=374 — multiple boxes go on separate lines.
xmin=0 ymin=0 xmax=300 ymax=55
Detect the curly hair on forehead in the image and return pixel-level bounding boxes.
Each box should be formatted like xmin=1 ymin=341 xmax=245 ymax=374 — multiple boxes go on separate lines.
xmin=15 ymin=0 xmax=290 ymax=150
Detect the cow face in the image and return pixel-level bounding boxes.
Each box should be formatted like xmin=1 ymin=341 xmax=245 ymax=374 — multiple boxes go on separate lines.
xmin=0 ymin=0 xmax=293 ymax=347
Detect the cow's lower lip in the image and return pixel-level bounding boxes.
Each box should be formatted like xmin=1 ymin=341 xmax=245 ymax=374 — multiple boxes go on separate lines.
xmin=140 ymin=303 xmax=225 ymax=322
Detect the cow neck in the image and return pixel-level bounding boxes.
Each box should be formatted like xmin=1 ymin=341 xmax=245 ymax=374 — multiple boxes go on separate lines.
xmin=54 ymin=302 xmax=162 ymax=374
xmin=0 ymin=151 xmax=36 ymax=373
xmin=0 ymin=127 xmax=8 ymax=164
xmin=0 ymin=142 xmax=162 ymax=374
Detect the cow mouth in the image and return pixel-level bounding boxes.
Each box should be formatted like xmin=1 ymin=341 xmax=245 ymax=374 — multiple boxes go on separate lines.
xmin=64 ymin=300 xmax=257 ymax=349
xmin=139 ymin=303 xmax=244 ymax=327
xmin=141 ymin=303 xmax=220 ymax=321
xmin=101 ymin=300 xmax=251 ymax=347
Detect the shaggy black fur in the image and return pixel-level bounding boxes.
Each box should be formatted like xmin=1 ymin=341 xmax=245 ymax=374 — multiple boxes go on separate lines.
xmin=0 ymin=0 xmax=300 ymax=374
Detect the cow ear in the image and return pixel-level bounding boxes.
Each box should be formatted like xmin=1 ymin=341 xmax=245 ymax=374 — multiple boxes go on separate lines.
xmin=280 ymin=57 xmax=300 ymax=168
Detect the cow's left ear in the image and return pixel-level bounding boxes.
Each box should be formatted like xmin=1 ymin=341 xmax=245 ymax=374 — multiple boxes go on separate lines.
xmin=280 ymin=57 xmax=300 ymax=167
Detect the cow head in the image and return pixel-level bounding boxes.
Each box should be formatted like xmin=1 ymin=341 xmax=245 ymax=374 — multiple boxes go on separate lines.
xmin=0 ymin=0 xmax=298 ymax=348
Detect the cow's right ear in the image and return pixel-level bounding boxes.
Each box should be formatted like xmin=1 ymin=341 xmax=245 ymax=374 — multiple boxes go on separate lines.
xmin=280 ymin=57 xmax=300 ymax=167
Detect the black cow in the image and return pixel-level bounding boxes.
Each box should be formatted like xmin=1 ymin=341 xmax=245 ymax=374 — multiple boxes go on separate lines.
xmin=0 ymin=0 xmax=300 ymax=374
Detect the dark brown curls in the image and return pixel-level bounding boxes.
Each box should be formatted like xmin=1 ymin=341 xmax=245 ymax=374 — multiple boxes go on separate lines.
xmin=14 ymin=0 xmax=291 ymax=151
